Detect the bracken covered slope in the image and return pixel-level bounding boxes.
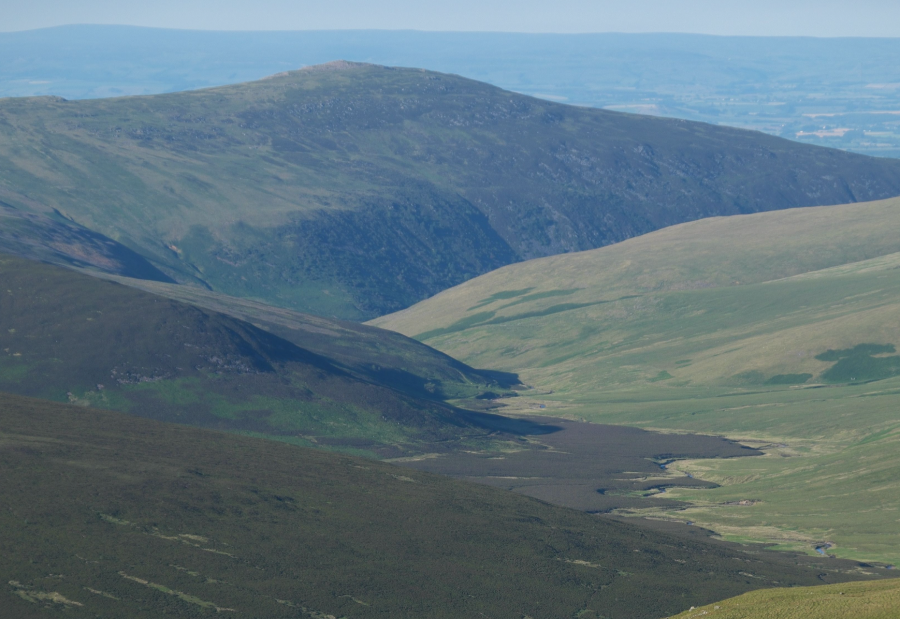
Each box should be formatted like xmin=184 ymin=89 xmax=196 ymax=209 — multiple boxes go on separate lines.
xmin=3 ymin=62 xmax=900 ymax=317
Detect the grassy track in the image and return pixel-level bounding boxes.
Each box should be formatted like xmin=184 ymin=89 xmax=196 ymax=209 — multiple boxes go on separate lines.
xmin=373 ymin=197 xmax=900 ymax=563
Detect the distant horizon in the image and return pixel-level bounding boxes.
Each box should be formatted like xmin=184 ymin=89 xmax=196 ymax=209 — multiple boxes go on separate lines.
xmin=6 ymin=1 xmax=900 ymax=38
xmin=5 ymin=24 xmax=900 ymax=40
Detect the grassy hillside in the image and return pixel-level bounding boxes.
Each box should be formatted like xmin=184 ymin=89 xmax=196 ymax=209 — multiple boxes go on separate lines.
xmin=666 ymin=579 xmax=900 ymax=619
xmin=4 ymin=63 xmax=900 ymax=318
xmin=374 ymin=196 xmax=900 ymax=341
xmin=372 ymin=197 xmax=900 ymax=562
xmin=0 ymin=254 xmax=517 ymax=456
xmin=1 ymin=391 xmax=890 ymax=619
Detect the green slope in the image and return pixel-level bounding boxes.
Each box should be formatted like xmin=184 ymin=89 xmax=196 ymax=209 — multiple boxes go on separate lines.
xmin=0 ymin=254 xmax=514 ymax=456
xmin=4 ymin=63 xmax=900 ymax=318
xmin=666 ymin=578 xmax=900 ymax=619
xmin=0 ymin=391 xmax=889 ymax=619
xmin=372 ymin=197 xmax=900 ymax=562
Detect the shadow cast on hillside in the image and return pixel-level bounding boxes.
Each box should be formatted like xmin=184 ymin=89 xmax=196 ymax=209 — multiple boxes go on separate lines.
xmin=457 ymin=410 xmax=562 ymax=435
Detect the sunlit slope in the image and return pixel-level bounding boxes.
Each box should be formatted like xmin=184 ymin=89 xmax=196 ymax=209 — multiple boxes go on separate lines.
xmin=373 ymin=197 xmax=900 ymax=390
xmin=372 ymin=197 xmax=900 ymax=562
xmin=4 ymin=63 xmax=900 ymax=318
xmin=666 ymin=578 xmax=900 ymax=619
xmin=4 ymin=391 xmax=882 ymax=619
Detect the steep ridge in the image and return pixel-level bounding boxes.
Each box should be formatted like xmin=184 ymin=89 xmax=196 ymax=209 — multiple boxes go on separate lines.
xmin=371 ymin=196 xmax=900 ymax=563
xmin=3 ymin=62 xmax=900 ymax=318
xmin=0 ymin=391 xmax=887 ymax=619
xmin=0 ymin=254 xmax=514 ymax=455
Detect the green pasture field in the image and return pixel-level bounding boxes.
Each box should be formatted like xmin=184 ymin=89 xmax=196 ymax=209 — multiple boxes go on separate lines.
xmin=529 ymin=380 xmax=900 ymax=565
xmin=373 ymin=197 xmax=900 ymax=563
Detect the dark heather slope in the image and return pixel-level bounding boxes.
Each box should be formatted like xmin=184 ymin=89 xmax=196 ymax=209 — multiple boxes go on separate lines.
xmin=3 ymin=62 xmax=900 ymax=318
xmin=0 ymin=206 xmax=175 ymax=283
xmin=0 ymin=254 xmax=513 ymax=455
xmin=0 ymin=391 xmax=887 ymax=619
xmin=84 ymin=270 xmax=520 ymax=402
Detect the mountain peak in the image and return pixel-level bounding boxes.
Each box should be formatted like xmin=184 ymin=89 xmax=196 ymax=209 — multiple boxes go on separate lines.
xmin=263 ymin=59 xmax=379 ymax=81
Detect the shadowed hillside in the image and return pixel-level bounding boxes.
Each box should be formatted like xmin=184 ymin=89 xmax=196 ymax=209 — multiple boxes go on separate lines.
xmin=0 ymin=254 xmax=516 ymax=455
xmin=85 ymin=269 xmax=520 ymax=402
xmin=0 ymin=206 xmax=175 ymax=283
xmin=0 ymin=391 xmax=888 ymax=619
xmin=6 ymin=255 xmax=826 ymax=524
xmin=3 ymin=62 xmax=900 ymax=317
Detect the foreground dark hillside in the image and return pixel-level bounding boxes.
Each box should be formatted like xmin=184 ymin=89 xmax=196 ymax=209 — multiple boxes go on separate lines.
xmin=0 ymin=254 xmax=513 ymax=454
xmin=3 ymin=63 xmax=900 ymax=318
xmin=0 ymin=392 xmax=886 ymax=619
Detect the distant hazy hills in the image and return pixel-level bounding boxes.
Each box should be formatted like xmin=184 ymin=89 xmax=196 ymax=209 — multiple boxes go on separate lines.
xmin=0 ymin=254 xmax=516 ymax=455
xmin=4 ymin=63 xmax=900 ymax=318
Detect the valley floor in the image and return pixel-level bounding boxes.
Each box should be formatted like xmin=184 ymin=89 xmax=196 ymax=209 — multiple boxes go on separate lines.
xmin=372 ymin=200 xmax=900 ymax=567
xmin=492 ymin=377 xmax=900 ymax=566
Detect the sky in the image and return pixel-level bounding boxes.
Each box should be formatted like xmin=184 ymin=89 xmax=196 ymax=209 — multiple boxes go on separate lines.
xmin=4 ymin=0 xmax=900 ymax=37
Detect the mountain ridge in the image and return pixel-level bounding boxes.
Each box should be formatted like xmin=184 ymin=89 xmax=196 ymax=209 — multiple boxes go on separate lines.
xmin=3 ymin=62 xmax=900 ymax=317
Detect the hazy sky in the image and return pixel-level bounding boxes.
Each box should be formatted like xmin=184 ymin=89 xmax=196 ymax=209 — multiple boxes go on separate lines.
xmin=5 ymin=0 xmax=900 ymax=37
